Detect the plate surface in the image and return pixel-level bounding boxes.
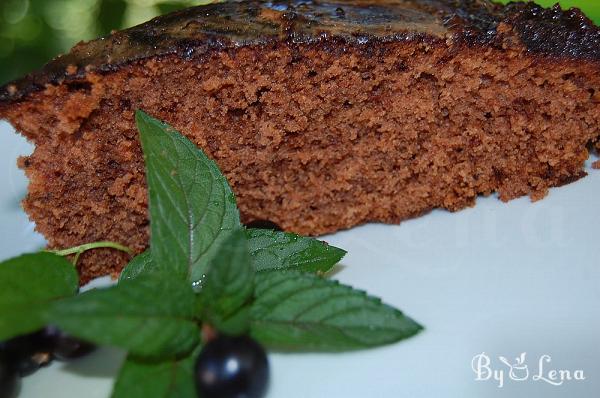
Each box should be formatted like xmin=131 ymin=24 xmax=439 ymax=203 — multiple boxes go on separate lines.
xmin=1 ymin=120 xmax=599 ymax=398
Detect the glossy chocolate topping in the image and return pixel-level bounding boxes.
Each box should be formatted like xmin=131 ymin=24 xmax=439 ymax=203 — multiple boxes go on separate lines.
xmin=1 ymin=0 xmax=599 ymax=104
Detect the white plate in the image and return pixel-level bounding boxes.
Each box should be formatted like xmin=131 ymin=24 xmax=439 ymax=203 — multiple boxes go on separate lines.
xmin=1 ymin=120 xmax=599 ymax=398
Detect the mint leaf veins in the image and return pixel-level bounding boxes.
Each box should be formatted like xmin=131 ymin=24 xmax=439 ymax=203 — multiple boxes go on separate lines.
xmin=136 ymin=110 xmax=240 ymax=286
xmin=250 ymin=270 xmax=423 ymax=351
xmin=199 ymin=229 xmax=254 ymax=335
xmin=48 ymin=274 xmax=199 ymax=359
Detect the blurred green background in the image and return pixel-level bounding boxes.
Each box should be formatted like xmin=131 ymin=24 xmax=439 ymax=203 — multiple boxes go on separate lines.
xmin=1 ymin=0 xmax=599 ymax=85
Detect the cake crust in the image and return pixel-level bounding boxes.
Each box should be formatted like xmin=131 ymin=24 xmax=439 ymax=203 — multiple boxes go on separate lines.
xmin=1 ymin=0 xmax=599 ymax=283
xmin=2 ymin=0 xmax=600 ymax=105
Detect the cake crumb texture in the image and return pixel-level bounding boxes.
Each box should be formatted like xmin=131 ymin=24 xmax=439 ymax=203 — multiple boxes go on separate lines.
xmin=0 ymin=1 xmax=599 ymax=283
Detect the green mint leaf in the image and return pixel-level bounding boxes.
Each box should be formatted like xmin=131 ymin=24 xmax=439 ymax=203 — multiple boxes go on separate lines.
xmin=209 ymin=306 xmax=251 ymax=337
xmin=250 ymin=271 xmax=423 ymax=351
xmin=48 ymin=274 xmax=200 ymax=359
xmin=200 ymin=229 xmax=254 ymax=335
xmin=135 ymin=110 xmax=240 ymax=284
xmin=247 ymin=229 xmax=346 ymax=273
xmin=120 ymin=229 xmax=347 ymax=283
xmin=112 ymin=347 xmax=200 ymax=398
xmin=119 ymin=250 xmax=154 ymax=282
xmin=0 ymin=252 xmax=78 ymax=340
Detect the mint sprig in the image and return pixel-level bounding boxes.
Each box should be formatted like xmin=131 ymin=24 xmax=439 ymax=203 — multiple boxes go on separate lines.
xmin=0 ymin=110 xmax=423 ymax=398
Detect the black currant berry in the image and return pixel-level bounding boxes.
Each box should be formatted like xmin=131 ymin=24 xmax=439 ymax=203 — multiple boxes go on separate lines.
xmin=1 ymin=327 xmax=95 ymax=378
xmin=2 ymin=332 xmax=52 ymax=377
xmin=0 ymin=353 xmax=19 ymax=398
xmin=244 ymin=220 xmax=282 ymax=231
xmin=44 ymin=326 xmax=96 ymax=361
xmin=195 ymin=335 xmax=269 ymax=398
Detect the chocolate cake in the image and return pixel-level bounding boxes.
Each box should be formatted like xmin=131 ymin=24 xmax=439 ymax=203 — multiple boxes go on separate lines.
xmin=1 ymin=0 xmax=599 ymax=283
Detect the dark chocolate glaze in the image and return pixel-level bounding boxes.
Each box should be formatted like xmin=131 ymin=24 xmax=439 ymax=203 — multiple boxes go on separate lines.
xmin=1 ymin=0 xmax=599 ymax=104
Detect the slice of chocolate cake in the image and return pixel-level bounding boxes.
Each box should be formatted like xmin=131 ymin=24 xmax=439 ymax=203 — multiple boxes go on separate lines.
xmin=1 ymin=0 xmax=599 ymax=283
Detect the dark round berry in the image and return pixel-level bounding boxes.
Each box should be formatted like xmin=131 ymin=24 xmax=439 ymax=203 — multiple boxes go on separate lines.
xmin=195 ymin=335 xmax=269 ymax=398
xmin=0 ymin=353 xmax=19 ymax=398
xmin=1 ymin=327 xmax=94 ymax=378
xmin=2 ymin=332 xmax=53 ymax=377
xmin=244 ymin=220 xmax=282 ymax=231
xmin=44 ymin=326 xmax=96 ymax=361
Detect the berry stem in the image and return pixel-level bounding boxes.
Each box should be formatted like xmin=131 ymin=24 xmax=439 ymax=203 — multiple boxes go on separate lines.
xmin=201 ymin=324 xmax=218 ymax=343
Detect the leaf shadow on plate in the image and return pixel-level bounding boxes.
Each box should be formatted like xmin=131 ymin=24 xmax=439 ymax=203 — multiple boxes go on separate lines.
xmin=60 ymin=347 xmax=126 ymax=378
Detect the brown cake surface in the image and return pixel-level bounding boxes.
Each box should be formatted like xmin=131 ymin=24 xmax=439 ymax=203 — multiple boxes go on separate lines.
xmin=1 ymin=0 xmax=600 ymax=283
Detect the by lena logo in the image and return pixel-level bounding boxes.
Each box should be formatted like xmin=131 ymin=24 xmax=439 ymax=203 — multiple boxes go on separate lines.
xmin=471 ymin=352 xmax=585 ymax=388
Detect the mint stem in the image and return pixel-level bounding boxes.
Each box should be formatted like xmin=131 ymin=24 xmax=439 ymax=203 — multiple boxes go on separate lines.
xmin=47 ymin=241 xmax=133 ymax=266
